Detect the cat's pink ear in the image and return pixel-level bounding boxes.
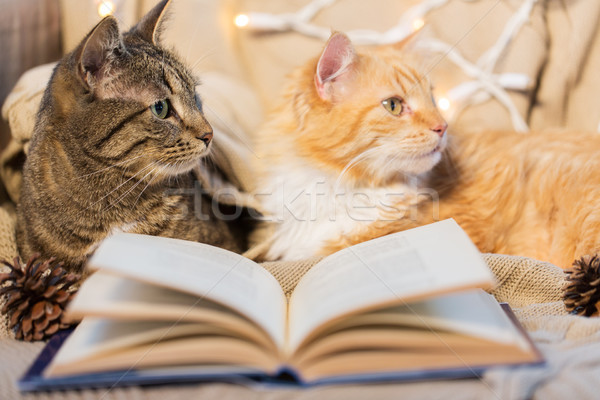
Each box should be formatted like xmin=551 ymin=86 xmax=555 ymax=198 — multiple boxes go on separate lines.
xmin=78 ymin=16 xmax=123 ymax=88
xmin=315 ymin=32 xmax=357 ymax=102
xmin=131 ymin=0 xmax=172 ymax=45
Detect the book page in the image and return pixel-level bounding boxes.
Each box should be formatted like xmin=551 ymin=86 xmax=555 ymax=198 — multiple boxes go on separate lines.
xmin=292 ymin=294 xmax=536 ymax=371
xmin=296 ymin=289 xmax=531 ymax=358
xmin=88 ymin=233 xmax=287 ymax=349
xmin=379 ymin=290 xmax=531 ymax=349
xmin=287 ymin=219 xmax=495 ymax=352
xmin=66 ymin=271 xmax=277 ymax=352
xmin=46 ymin=318 xmax=280 ymax=377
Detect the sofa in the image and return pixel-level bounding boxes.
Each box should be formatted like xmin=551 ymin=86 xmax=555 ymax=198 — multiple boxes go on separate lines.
xmin=2 ymin=0 xmax=600 ymax=399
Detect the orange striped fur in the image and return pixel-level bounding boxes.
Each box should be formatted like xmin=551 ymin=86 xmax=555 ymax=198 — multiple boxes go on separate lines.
xmin=325 ymin=128 xmax=600 ymax=269
xmin=255 ymin=32 xmax=600 ymax=268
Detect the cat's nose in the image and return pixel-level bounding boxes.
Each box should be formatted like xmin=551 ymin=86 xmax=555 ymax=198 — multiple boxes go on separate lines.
xmin=430 ymin=122 xmax=448 ymax=137
xmin=198 ymin=131 xmax=213 ymax=146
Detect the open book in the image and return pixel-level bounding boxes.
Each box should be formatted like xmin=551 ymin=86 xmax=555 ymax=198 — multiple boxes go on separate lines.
xmin=20 ymin=219 xmax=542 ymax=391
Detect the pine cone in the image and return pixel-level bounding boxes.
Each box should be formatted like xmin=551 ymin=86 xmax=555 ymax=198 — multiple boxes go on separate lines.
xmin=0 ymin=254 xmax=81 ymax=341
xmin=563 ymin=255 xmax=600 ymax=317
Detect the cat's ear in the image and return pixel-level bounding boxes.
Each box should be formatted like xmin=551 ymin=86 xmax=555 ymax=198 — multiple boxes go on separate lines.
xmin=131 ymin=0 xmax=172 ymax=45
xmin=315 ymin=32 xmax=357 ymax=102
xmin=78 ymin=16 xmax=123 ymax=88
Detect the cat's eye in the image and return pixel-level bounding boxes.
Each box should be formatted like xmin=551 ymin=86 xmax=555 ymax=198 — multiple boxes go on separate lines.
xmin=194 ymin=93 xmax=203 ymax=112
xmin=382 ymin=97 xmax=404 ymax=116
xmin=150 ymin=99 xmax=170 ymax=119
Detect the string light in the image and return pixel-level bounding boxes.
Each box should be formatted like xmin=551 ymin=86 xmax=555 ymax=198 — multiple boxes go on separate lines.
xmin=437 ymin=97 xmax=451 ymax=111
xmin=234 ymin=14 xmax=249 ymax=28
xmin=412 ymin=18 xmax=425 ymax=31
xmin=231 ymin=0 xmax=447 ymax=45
xmin=97 ymin=0 xmax=115 ymax=17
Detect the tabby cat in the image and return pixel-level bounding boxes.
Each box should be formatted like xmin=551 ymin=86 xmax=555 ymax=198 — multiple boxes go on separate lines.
xmin=17 ymin=0 xmax=241 ymax=272
xmin=255 ymin=32 xmax=600 ymax=269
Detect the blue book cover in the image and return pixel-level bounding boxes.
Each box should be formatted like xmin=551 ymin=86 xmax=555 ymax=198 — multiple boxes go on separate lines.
xmin=19 ymin=304 xmax=544 ymax=392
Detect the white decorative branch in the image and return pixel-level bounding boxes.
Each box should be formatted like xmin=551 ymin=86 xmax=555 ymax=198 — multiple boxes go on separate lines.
xmin=237 ymin=0 xmax=541 ymax=132
xmin=241 ymin=0 xmax=451 ymax=45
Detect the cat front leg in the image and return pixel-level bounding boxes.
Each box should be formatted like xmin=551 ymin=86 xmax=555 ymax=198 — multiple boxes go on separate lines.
xmin=321 ymin=218 xmax=428 ymax=256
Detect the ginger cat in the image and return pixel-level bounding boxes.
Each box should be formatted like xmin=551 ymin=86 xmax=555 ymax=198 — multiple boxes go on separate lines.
xmin=254 ymin=32 xmax=600 ymax=269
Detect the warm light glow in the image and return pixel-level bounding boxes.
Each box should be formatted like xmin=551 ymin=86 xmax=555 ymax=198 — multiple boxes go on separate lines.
xmin=97 ymin=1 xmax=115 ymax=17
xmin=412 ymin=18 xmax=425 ymax=31
xmin=235 ymin=14 xmax=249 ymax=28
xmin=438 ymin=97 xmax=451 ymax=111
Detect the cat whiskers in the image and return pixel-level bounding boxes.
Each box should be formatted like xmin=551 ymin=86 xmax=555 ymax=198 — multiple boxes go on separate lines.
xmin=165 ymin=160 xmax=183 ymax=187
xmin=105 ymin=162 xmax=160 ymax=211
xmin=378 ymin=152 xmax=405 ymax=180
xmin=88 ymin=161 xmax=158 ymax=210
xmin=334 ymin=146 xmax=386 ymax=192
xmin=188 ymin=50 xmax=217 ymax=72
xmin=76 ymin=154 xmax=145 ymax=179
xmin=201 ymin=149 xmax=216 ymax=170
xmin=133 ymin=165 xmax=163 ymax=207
